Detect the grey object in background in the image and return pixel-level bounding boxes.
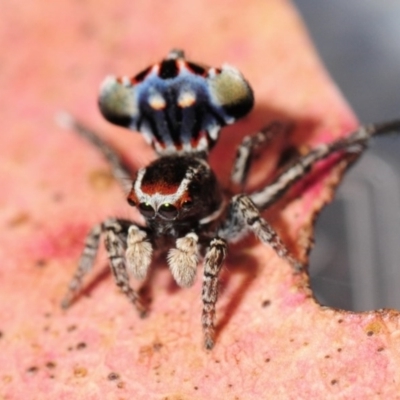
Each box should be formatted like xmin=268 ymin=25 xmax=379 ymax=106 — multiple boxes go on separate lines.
xmin=293 ymin=1 xmax=400 ymax=310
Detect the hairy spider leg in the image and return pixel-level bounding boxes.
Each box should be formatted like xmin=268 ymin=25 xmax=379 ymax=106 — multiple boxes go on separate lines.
xmin=202 ymin=237 xmax=227 ymax=350
xmin=250 ymin=120 xmax=400 ymax=211
xmin=230 ymin=121 xmax=290 ymax=189
xmin=219 ymin=194 xmax=303 ymax=272
xmin=61 ymin=223 xmax=102 ymax=309
xmin=57 ymin=112 xmax=133 ymax=193
xmin=104 ymin=218 xmax=147 ymax=316
xmin=61 ymin=218 xmax=148 ymax=316
xmin=200 ymin=194 xmax=304 ymax=350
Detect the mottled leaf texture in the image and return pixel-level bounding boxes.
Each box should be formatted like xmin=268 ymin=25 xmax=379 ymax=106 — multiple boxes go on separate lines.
xmin=1 ymin=1 xmax=399 ymax=399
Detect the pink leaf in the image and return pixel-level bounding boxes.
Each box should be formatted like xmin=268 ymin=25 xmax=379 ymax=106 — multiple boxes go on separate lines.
xmin=1 ymin=0 xmax=399 ymax=398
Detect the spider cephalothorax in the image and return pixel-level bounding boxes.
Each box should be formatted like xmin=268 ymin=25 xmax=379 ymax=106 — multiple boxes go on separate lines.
xmin=61 ymin=49 xmax=400 ymax=349
xmin=128 ymin=155 xmax=223 ymax=227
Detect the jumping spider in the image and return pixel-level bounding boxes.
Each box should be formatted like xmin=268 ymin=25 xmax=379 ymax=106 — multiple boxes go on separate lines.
xmin=61 ymin=49 xmax=400 ymax=349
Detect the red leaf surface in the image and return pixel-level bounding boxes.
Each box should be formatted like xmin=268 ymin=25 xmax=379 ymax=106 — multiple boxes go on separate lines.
xmin=1 ymin=0 xmax=399 ymax=398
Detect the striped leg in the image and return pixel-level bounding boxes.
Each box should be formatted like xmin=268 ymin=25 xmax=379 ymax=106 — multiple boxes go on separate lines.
xmin=202 ymin=237 xmax=227 ymax=350
xmin=221 ymin=195 xmax=303 ymax=273
xmin=230 ymin=122 xmax=289 ymax=189
xmin=104 ymin=219 xmax=147 ymax=316
xmin=61 ymin=224 xmax=102 ymax=309
xmin=250 ymin=120 xmax=400 ymax=210
xmin=57 ymin=112 xmax=132 ymax=193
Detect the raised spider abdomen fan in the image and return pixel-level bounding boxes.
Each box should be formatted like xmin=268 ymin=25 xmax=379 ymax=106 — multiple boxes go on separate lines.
xmin=99 ymin=49 xmax=254 ymax=155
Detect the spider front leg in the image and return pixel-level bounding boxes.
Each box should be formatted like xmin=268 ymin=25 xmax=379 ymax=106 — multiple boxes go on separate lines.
xmin=202 ymin=237 xmax=227 ymax=350
xmin=230 ymin=122 xmax=289 ymax=189
xmin=220 ymin=194 xmax=303 ymax=272
xmin=61 ymin=223 xmax=102 ymax=309
xmin=61 ymin=218 xmax=148 ymax=316
xmin=104 ymin=219 xmax=148 ymax=316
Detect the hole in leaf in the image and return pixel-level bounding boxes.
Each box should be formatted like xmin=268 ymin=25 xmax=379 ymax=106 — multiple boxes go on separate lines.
xmin=311 ymin=145 xmax=400 ymax=311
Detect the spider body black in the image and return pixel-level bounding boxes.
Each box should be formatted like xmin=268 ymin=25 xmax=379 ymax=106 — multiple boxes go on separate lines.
xmin=129 ymin=155 xmax=222 ymax=226
xmin=61 ymin=50 xmax=400 ymax=349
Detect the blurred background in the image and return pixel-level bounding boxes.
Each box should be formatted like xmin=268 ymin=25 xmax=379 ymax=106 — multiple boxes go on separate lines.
xmin=293 ymin=1 xmax=400 ymax=311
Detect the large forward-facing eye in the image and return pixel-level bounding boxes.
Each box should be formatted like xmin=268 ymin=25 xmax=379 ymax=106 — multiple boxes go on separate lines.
xmin=158 ymin=203 xmax=178 ymax=220
xmin=127 ymin=198 xmax=136 ymax=207
xmin=138 ymin=202 xmax=155 ymax=218
xmin=182 ymin=199 xmax=193 ymax=210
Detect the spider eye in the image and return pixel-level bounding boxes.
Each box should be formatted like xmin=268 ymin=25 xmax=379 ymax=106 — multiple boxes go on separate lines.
xmin=158 ymin=203 xmax=178 ymax=220
xmin=138 ymin=202 xmax=155 ymax=218
xmin=182 ymin=199 xmax=193 ymax=209
xmin=127 ymin=198 xmax=136 ymax=207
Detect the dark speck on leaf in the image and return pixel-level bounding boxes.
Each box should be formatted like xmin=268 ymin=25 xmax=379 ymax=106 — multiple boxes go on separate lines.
xmin=67 ymin=324 xmax=77 ymax=332
xmin=73 ymin=367 xmax=87 ymax=378
xmin=153 ymin=342 xmax=163 ymax=351
xmin=35 ymin=259 xmax=48 ymax=267
xmin=53 ymin=192 xmax=64 ymax=202
xmin=261 ymin=299 xmax=271 ymax=308
xmin=108 ymin=372 xmax=120 ymax=380
xmin=46 ymin=361 xmax=56 ymax=369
